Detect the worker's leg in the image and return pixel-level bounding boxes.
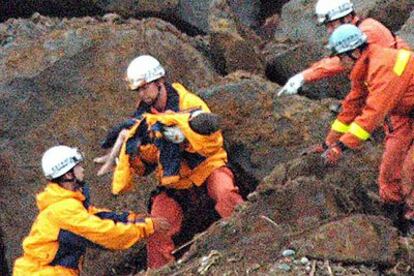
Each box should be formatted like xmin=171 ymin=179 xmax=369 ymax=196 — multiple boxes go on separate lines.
xmin=147 ymin=191 xmax=183 ymax=269
xmin=206 ymin=166 xmax=244 ymax=218
xmin=378 ymin=116 xmax=412 ymax=203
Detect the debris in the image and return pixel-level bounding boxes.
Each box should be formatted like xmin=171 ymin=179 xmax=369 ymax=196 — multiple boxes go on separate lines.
xmin=324 ymin=260 xmax=333 ymax=276
xmin=260 ymin=215 xmax=278 ymax=227
xmin=197 ymin=250 xmax=222 ymax=275
xmin=171 ymin=232 xmax=206 ymax=255
xmin=278 ymin=263 xmax=291 ymax=272
xmin=300 ymin=257 xmax=309 ymax=265
xmin=310 ymin=260 xmax=317 ymax=276
xmin=282 ymin=249 xmax=295 ymax=257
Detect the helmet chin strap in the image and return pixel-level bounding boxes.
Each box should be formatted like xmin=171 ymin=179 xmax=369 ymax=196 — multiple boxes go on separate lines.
xmin=58 ymin=171 xmax=84 ymax=190
xmin=153 ymin=82 xmax=165 ymax=111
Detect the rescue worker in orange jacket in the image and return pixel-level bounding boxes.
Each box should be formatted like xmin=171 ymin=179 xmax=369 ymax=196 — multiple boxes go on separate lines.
xmin=13 ymin=145 xmax=169 ymax=276
xmin=278 ymin=0 xmax=409 ymax=97
xmin=277 ymin=0 xmax=413 ymax=221
xmin=320 ymin=24 xmax=414 ymax=227
xmin=107 ymin=55 xmax=244 ymax=269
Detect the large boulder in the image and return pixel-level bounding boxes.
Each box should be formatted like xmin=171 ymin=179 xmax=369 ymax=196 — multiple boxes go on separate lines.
xmin=208 ymin=0 xmax=265 ymax=75
xmin=293 ymin=215 xmax=400 ymax=265
xmin=398 ymin=11 xmax=414 ymax=48
xmin=0 ymin=17 xmax=218 ymax=273
xmin=96 ymin=0 xmax=179 ymax=18
xmin=175 ymin=0 xmax=263 ymax=34
xmin=199 ymin=72 xmax=339 ymax=194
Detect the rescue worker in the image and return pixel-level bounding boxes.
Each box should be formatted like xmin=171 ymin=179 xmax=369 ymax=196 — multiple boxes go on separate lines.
xmin=277 ymin=0 xmax=412 ymax=220
xmin=13 ymin=145 xmax=169 ymax=276
xmin=106 ymin=55 xmax=244 ymax=269
xmin=320 ymin=24 xmax=414 ymax=231
xmin=278 ymin=0 xmax=409 ymax=97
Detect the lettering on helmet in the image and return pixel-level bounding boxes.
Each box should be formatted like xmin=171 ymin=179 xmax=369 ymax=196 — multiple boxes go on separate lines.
xmin=51 ymin=157 xmax=75 ymax=174
xmin=328 ymin=3 xmax=353 ymax=20
xmin=146 ymin=64 xmax=164 ymax=81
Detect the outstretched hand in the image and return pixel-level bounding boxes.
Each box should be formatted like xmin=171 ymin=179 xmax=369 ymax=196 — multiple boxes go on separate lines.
xmin=277 ymin=73 xmax=305 ymax=96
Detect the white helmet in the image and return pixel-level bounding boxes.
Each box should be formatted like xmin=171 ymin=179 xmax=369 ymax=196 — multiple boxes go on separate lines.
xmin=126 ymin=55 xmax=166 ymax=90
xmin=315 ymin=0 xmax=354 ymax=24
xmin=41 ymin=145 xmax=84 ymax=180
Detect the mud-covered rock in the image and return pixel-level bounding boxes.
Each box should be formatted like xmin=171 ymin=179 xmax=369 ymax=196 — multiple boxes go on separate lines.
xmin=199 ymin=73 xmax=336 ymax=195
xmin=208 ymin=0 xmax=265 ymax=75
xmin=398 ymin=11 xmax=414 ymax=48
xmin=175 ymin=0 xmax=265 ymax=35
xmin=96 ymin=0 xmax=179 ymax=18
xmin=263 ymin=41 xmax=351 ymax=99
xmin=292 ymin=215 xmax=400 ymax=265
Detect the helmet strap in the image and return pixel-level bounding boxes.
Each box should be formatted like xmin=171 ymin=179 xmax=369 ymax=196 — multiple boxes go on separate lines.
xmin=154 ymin=81 xmax=167 ymax=112
xmin=56 ymin=169 xmax=83 ymax=190
xmin=345 ymin=51 xmax=358 ymax=61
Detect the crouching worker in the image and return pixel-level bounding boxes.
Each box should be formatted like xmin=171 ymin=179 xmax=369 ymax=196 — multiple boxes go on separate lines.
xmin=112 ymin=110 xmax=244 ymax=269
xmin=13 ymin=145 xmax=170 ymax=276
xmin=320 ymin=25 xmax=414 ymax=233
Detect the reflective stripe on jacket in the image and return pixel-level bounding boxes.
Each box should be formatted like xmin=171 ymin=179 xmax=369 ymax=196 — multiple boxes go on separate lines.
xmin=302 ymin=17 xmax=410 ymax=82
xmin=336 ymin=45 xmax=414 ymax=149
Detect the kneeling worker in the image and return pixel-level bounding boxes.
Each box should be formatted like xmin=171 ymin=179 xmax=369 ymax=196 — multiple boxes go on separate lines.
xmin=13 ymin=145 xmax=169 ymax=275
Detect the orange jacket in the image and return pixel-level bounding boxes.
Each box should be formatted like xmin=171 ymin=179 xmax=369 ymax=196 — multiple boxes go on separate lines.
xmin=332 ymin=45 xmax=414 ymax=149
xmin=302 ymin=17 xmax=410 ymax=82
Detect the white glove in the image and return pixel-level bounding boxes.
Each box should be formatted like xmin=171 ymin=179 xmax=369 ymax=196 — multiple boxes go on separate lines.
xmin=277 ymin=73 xmax=305 ymax=96
xmin=162 ymin=126 xmax=185 ymax=144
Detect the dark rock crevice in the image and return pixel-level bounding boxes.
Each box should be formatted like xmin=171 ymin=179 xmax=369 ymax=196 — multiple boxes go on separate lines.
xmin=0 ymin=0 xmax=105 ymax=22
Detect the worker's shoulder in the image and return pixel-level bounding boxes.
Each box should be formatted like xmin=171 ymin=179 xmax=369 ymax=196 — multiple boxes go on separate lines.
xmin=48 ymin=197 xmax=85 ymax=216
xmin=359 ymin=17 xmax=390 ymax=31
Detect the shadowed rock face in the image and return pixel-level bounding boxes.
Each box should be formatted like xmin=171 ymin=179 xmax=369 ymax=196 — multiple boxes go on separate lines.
xmin=0 ymin=233 xmax=8 ymax=276
xmin=0 ymin=0 xmax=104 ymax=22
xmin=199 ymin=72 xmax=337 ymax=194
xmin=398 ymin=11 xmax=414 ymax=48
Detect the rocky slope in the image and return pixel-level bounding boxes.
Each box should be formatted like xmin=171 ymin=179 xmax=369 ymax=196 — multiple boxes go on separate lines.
xmin=1 ymin=1 xmax=414 ymax=275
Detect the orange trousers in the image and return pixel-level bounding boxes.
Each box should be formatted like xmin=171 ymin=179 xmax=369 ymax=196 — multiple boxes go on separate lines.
xmin=147 ymin=166 xmax=244 ymax=269
xmin=379 ymin=115 xmax=414 ymax=219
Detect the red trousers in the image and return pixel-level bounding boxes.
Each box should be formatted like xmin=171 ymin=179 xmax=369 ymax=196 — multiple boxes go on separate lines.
xmin=379 ymin=116 xmax=414 ymax=218
xmin=147 ymin=166 xmax=244 ymax=269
